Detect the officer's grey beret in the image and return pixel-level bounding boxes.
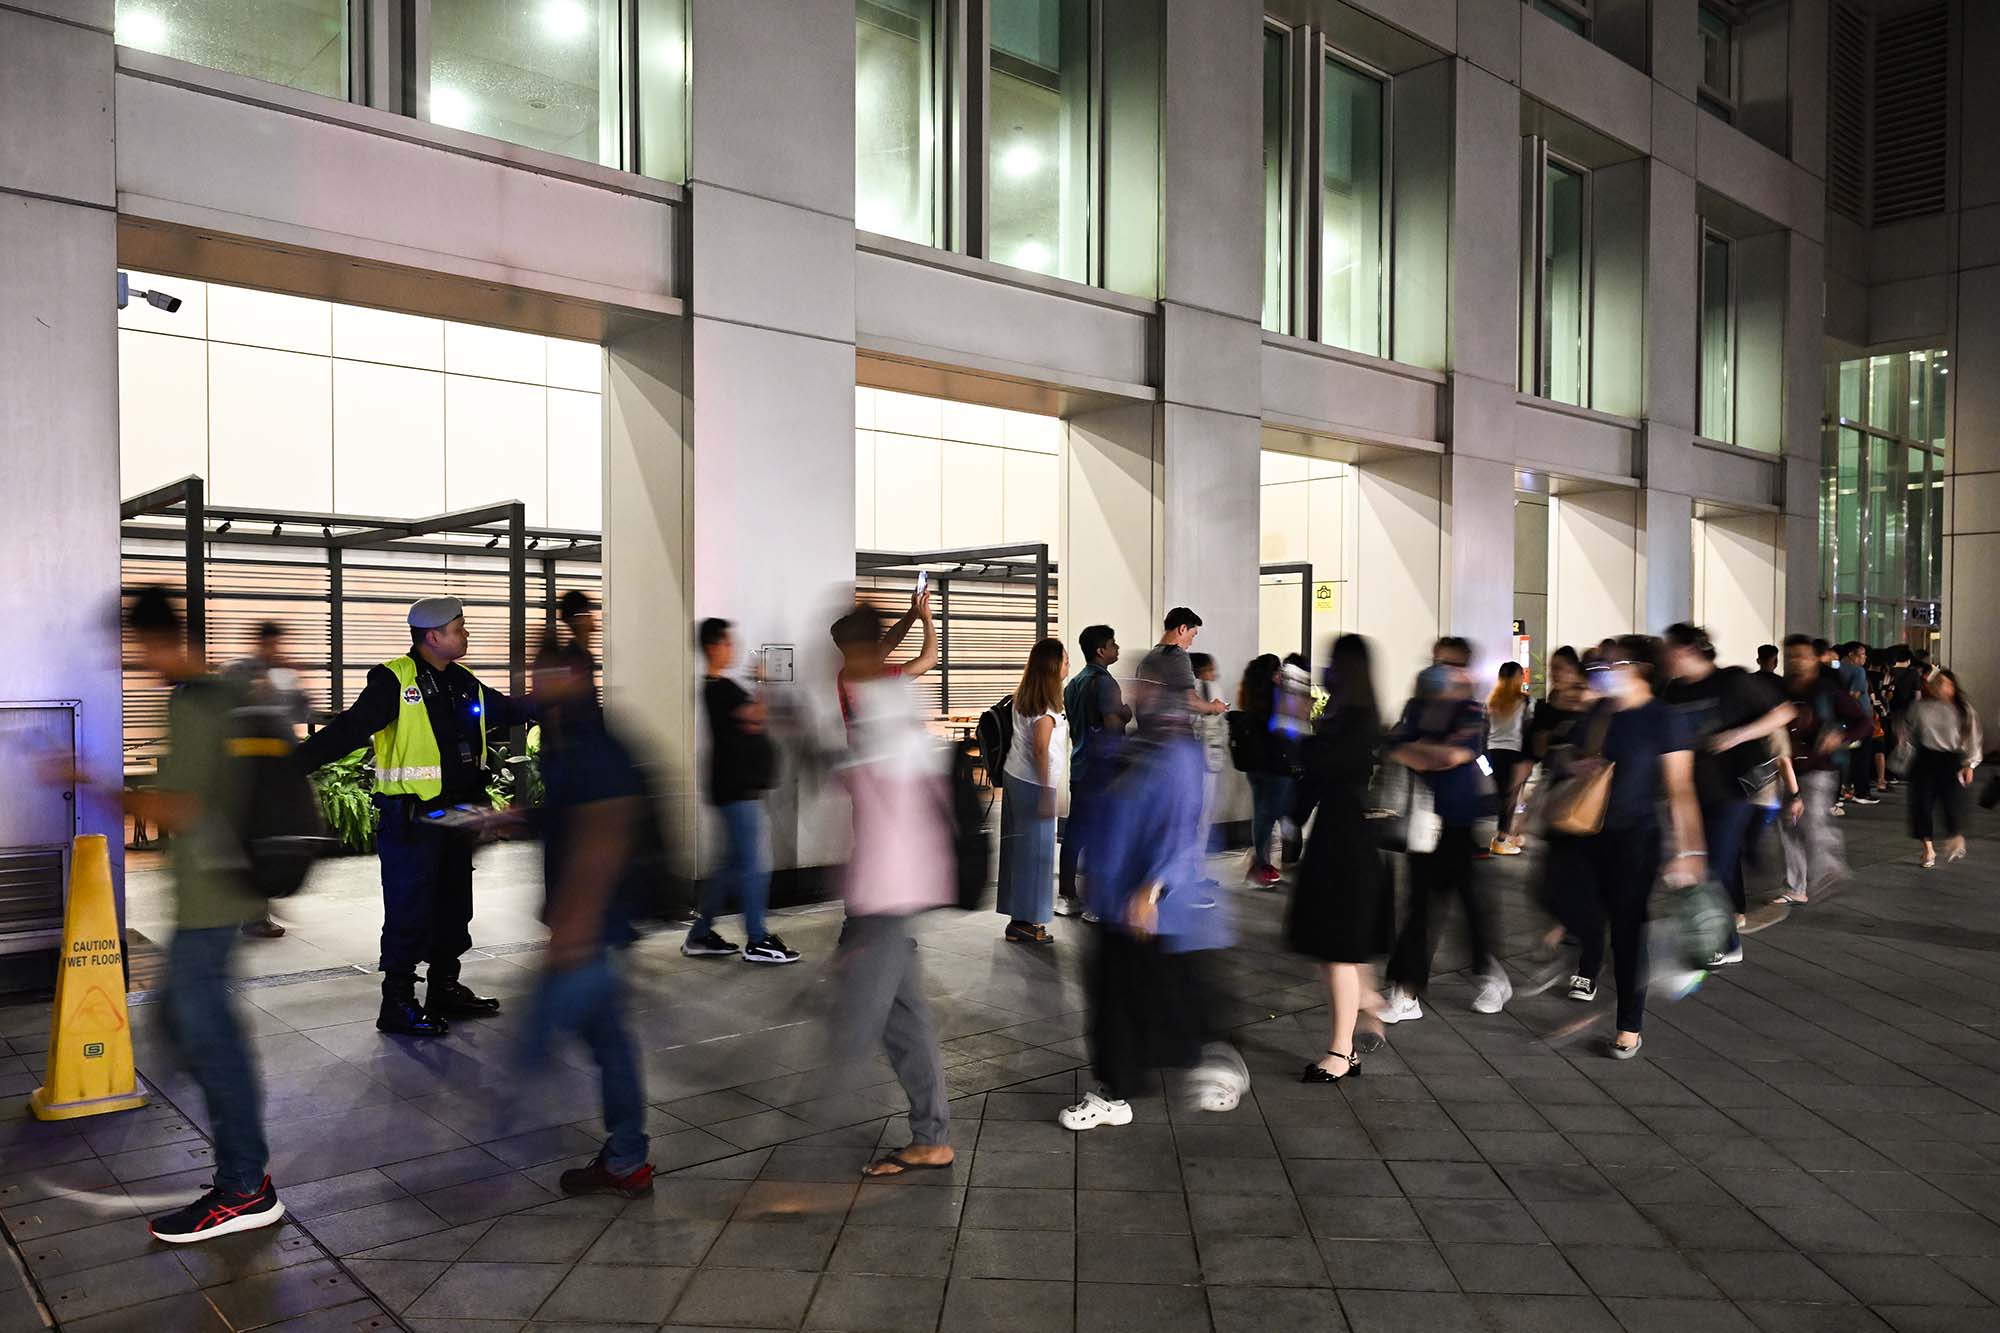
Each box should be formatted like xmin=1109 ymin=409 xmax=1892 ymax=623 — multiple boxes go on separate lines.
xmin=407 ymin=596 xmax=465 ymax=629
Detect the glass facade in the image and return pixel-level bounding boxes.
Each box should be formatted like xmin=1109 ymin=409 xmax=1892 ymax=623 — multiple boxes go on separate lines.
xmin=1262 ymin=28 xmax=1290 ymax=335
xmin=1534 ymin=0 xmax=1589 ymax=36
xmin=1535 ymin=159 xmax=1589 ymax=407
xmin=1698 ymin=6 xmax=1734 ymax=119
xmin=1699 ymin=229 xmax=1733 ymax=442
xmin=856 ymin=0 xmax=937 ymax=243
xmin=1319 ymin=57 xmax=1385 ymax=356
xmin=988 ymin=0 xmax=1091 ymax=282
xmin=636 ymin=0 xmax=689 ymax=182
xmin=1821 ymin=351 xmax=1946 ymax=648
xmin=116 ymin=0 xmax=349 ymax=99
xmin=430 ymin=0 xmax=624 ymax=167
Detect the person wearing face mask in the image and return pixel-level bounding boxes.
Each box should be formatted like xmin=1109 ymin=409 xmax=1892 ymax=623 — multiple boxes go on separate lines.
xmin=1541 ymin=638 xmax=1706 ymax=1058
xmin=1377 ymin=644 xmax=1508 ymax=1022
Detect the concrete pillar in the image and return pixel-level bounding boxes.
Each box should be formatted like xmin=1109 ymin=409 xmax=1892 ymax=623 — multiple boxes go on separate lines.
xmin=0 ymin=5 xmax=124 ymax=899
xmin=1781 ymin=233 xmax=1826 ymax=634
xmin=1641 ymin=158 xmax=1699 ymax=633
xmin=683 ymin=0 xmax=857 ymax=875
xmin=1440 ymin=58 xmax=1521 ymax=676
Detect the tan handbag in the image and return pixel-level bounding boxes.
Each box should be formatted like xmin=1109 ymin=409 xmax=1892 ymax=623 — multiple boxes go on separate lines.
xmin=1543 ymin=709 xmax=1614 ymax=837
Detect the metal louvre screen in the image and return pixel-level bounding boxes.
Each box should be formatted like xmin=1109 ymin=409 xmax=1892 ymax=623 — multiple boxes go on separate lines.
xmin=121 ymin=542 xmax=602 ymax=770
xmin=855 ymin=567 xmax=1059 ymax=724
xmin=1827 ymin=1 xmax=1869 ymax=224
xmin=1870 ymin=1 xmax=1947 ymax=225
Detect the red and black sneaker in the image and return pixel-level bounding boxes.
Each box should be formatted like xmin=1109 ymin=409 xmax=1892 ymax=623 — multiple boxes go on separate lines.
xmin=149 ymin=1176 xmax=285 ymax=1244
xmin=559 ymin=1158 xmax=655 ymax=1199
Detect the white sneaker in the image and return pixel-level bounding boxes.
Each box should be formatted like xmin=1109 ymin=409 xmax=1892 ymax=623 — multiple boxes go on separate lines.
xmin=1185 ymin=1043 xmax=1250 ymax=1113
xmin=1058 ymin=1091 xmax=1133 ymax=1131
xmin=1375 ymin=988 xmax=1423 ymax=1024
xmin=1472 ymin=968 xmax=1512 ymax=1014
xmin=1081 ymin=910 xmax=1101 ymax=925
xmin=1052 ymin=896 xmax=1079 ymax=917
xmin=1708 ymin=944 xmax=1744 ymax=967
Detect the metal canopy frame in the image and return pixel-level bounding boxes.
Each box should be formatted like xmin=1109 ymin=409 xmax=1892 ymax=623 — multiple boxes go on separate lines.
xmin=857 ymin=543 xmax=1052 ymax=715
xmin=122 ymin=478 xmax=602 ymax=702
xmin=1261 ymin=561 xmax=1314 ymax=672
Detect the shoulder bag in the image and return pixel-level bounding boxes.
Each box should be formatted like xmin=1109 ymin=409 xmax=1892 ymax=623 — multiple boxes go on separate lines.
xmin=1541 ymin=706 xmax=1615 ymax=838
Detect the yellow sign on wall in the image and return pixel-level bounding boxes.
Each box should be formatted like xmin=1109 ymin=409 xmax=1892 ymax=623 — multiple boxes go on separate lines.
xmin=31 ymin=836 xmax=146 ymax=1121
xmin=1313 ymin=582 xmax=1335 ymax=610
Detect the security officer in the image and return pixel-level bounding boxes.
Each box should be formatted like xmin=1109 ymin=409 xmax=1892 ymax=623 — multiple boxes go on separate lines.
xmin=295 ymin=597 xmax=533 ymax=1036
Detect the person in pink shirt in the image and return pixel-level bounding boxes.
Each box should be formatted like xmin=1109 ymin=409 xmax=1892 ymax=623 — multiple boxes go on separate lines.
xmin=828 ymin=593 xmax=956 ymax=1178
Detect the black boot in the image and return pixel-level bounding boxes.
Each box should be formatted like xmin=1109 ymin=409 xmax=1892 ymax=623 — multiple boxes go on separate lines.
xmin=426 ymin=976 xmax=501 ymax=1019
xmin=378 ymin=973 xmax=448 ymax=1037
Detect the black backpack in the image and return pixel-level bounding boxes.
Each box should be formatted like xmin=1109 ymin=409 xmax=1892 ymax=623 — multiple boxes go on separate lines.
xmin=948 ymin=738 xmax=992 ymax=910
xmin=217 ymin=682 xmax=333 ymax=898
xmin=975 ymin=695 xmax=1014 ymax=785
xmin=1225 ymin=710 xmax=1256 ymax=772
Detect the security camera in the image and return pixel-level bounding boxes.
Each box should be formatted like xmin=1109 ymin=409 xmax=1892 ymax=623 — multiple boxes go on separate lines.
xmin=115 ymin=271 xmax=183 ymax=314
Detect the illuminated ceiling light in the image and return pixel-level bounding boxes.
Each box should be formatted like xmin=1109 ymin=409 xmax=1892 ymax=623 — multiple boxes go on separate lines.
xmin=430 ymin=85 xmax=475 ymax=129
xmin=1011 ymin=240 xmax=1052 ymax=273
xmin=121 ymin=9 xmax=169 ymax=50
xmin=542 ymin=0 xmax=590 ymax=40
xmin=999 ymin=142 xmax=1042 ymax=179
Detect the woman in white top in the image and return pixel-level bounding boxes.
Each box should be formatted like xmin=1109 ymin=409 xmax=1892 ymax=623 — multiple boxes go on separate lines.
xmin=1904 ymin=668 xmax=1982 ymax=868
xmin=1485 ymin=661 xmax=1531 ymax=856
xmin=997 ymin=638 xmax=1069 ymax=943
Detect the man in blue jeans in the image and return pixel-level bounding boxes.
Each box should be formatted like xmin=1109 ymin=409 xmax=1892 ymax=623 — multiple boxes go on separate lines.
xmin=687 ymin=619 xmax=797 ymax=963
xmin=521 ymin=640 xmax=657 ymax=1197
xmin=123 ymin=588 xmax=286 ymax=1243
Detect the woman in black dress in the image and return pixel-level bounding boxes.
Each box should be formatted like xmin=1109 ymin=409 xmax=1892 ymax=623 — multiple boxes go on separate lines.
xmin=1291 ymin=635 xmax=1393 ymax=1083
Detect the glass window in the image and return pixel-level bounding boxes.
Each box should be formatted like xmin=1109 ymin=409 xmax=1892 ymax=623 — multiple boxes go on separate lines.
xmin=1700 ymin=230 xmax=1733 ymax=442
xmin=1534 ymin=0 xmax=1589 ymax=37
xmin=1929 ymin=450 xmax=1944 ymax=600
xmin=1867 ymin=436 xmax=1901 ymax=601
xmin=116 ymin=0 xmax=348 ymax=99
xmin=1866 ymin=354 xmax=1898 ymax=433
xmin=1699 ymin=8 xmax=1734 ymax=104
xmin=856 ymin=1 xmax=937 ymax=243
xmin=1262 ymin=29 xmax=1290 ymax=334
xmin=989 ymin=0 xmax=1091 ymax=281
xmin=637 ymin=0 xmax=688 ymax=182
xmin=1834 ymin=427 xmax=1862 ymax=598
xmin=1925 ymin=349 xmax=1949 ymax=445
xmin=1320 ymin=57 xmax=1384 ymax=356
xmin=1838 ymin=360 xmax=1863 ymax=421
xmin=430 ymin=0 xmax=623 ymax=167
xmin=1904 ymin=446 xmax=1930 ymax=604
xmin=1543 ymin=161 xmax=1588 ymax=407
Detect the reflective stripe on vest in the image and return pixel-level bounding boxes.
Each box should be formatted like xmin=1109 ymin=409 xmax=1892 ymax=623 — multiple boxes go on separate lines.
xmin=371 ymin=656 xmax=486 ymax=800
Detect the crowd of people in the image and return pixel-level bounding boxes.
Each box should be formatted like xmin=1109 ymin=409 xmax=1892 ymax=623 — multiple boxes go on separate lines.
xmin=112 ymin=572 xmax=1983 ymax=1238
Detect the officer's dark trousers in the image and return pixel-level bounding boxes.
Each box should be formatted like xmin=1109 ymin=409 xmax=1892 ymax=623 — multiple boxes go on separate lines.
xmin=374 ymin=797 xmax=475 ymax=996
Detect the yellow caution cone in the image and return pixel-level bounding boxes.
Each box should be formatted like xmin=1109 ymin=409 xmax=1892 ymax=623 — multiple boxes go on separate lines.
xmin=31 ymin=835 xmax=147 ymax=1121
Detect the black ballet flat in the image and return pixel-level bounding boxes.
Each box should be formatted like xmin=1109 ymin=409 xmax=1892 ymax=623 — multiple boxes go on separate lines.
xmin=1301 ymin=1051 xmax=1360 ymax=1084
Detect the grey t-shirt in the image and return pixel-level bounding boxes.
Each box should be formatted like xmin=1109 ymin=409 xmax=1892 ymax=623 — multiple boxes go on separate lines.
xmin=1134 ymin=643 xmax=1197 ymax=737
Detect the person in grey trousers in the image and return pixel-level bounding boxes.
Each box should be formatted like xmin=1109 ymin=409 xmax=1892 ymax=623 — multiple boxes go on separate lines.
xmin=828 ymin=598 xmax=956 ymax=1178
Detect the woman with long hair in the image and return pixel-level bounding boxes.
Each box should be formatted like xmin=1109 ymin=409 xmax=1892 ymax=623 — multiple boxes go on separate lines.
xmin=1292 ymin=636 xmax=1393 ymax=1082
xmin=997 ymin=637 xmax=1070 ymax=942
xmin=1486 ymin=661 xmax=1530 ymax=856
xmin=1905 ymin=668 xmax=1981 ymax=868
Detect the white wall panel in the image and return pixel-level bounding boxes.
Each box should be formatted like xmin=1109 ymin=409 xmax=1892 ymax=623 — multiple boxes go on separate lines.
xmin=117 ymin=329 xmax=207 ymax=498
xmin=1550 ymin=489 xmax=1641 ymax=649
xmin=872 ymin=432 xmax=943 ymax=550
xmin=206 ymin=284 xmax=331 ymax=356
xmin=333 ymin=359 xmax=444 ymax=517
xmin=873 ymin=390 xmax=943 ymax=439
xmin=1694 ymin=514 xmax=1780 ymax=664
xmin=333 ymin=305 xmax=444 ymax=370
xmin=1354 ymin=456 xmax=1445 ymax=698
xmin=546 ymin=387 xmax=605 ymax=529
xmin=941 ymin=399 xmax=1007 ymax=448
xmin=940 ymin=442 xmax=1004 ymax=546
xmin=1260 ymin=481 xmax=1309 ymax=563
xmin=446 ymin=321 xmax=547 ymax=384
xmin=445 ymin=376 xmax=547 ymax=524
xmin=547 ymin=338 xmax=604 ymax=393
xmin=1002 ymin=450 xmax=1061 ymax=556
xmin=208 ymin=343 xmax=332 ymax=509
xmin=855 ymin=432 xmax=877 ymax=546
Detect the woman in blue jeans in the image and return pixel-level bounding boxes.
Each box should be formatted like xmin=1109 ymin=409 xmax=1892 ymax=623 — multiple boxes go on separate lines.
xmin=998 ymin=638 xmax=1070 ymax=942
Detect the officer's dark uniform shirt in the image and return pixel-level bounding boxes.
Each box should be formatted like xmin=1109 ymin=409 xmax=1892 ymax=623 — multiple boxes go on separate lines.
xmin=296 ymin=657 xmax=531 ymax=806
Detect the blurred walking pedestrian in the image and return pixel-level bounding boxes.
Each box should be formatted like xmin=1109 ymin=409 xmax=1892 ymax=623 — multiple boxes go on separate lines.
xmin=1378 ymin=649 xmax=1507 ymax=1021
xmin=1292 ymin=635 xmax=1392 ymax=1083
xmin=998 ymin=638 xmax=1068 ymax=943
xmin=1903 ymin=668 xmax=1981 ymax=868
xmin=225 ymin=621 xmax=307 ymax=940
xmin=687 ymin=618 xmax=796 ymax=963
xmin=1774 ymin=634 xmax=1868 ymax=905
xmin=1234 ymin=653 xmax=1296 ymax=887
xmin=520 ymin=639 xmax=657 ymax=1198
xmin=125 ymin=588 xmax=285 ymax=1243
xmin=828 ymin=596 xmax=957 ymax=1178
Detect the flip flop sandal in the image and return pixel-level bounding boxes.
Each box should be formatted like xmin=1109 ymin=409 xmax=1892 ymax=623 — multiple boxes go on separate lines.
xmin=862 ymin=1153 xmax=954 ymax=1178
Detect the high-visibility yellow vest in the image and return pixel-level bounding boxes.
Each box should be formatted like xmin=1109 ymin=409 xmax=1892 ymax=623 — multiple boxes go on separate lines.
xmin=372 ymin=655 xmax=486 ymax=800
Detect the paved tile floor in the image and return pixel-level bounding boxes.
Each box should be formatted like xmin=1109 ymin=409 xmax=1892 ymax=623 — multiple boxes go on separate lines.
xmin=5 ymin=794 xmax=2000 ymax=1332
